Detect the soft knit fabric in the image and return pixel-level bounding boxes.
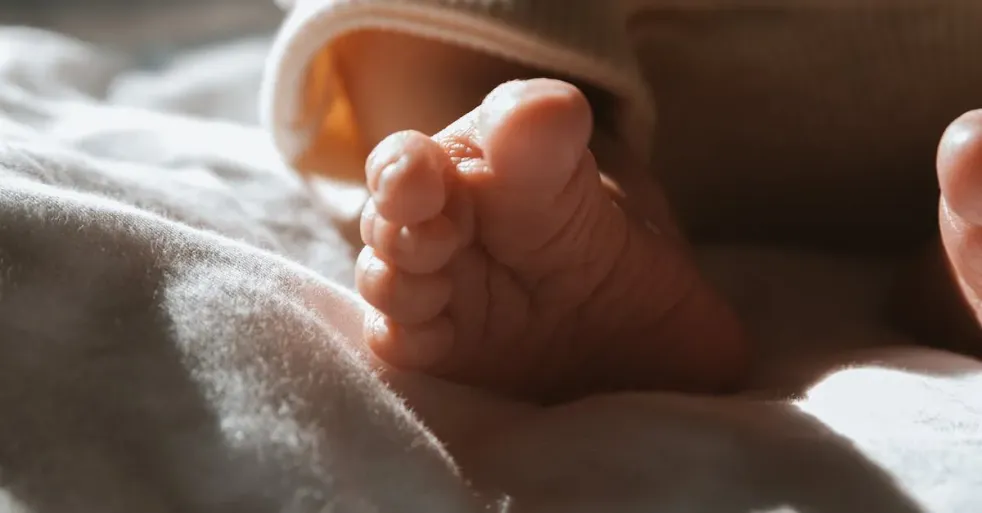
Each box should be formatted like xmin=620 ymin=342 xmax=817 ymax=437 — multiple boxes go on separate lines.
xmin=259 ymin=0 xmax=654 ymax=179
xmin=260 ymin=0 xmax=982 ymax=238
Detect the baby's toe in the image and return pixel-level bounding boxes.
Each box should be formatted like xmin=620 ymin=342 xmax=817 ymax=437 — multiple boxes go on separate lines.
xmin=364 ymin=311 xmax=455 ymax=368
xmin=367 ymin=130 xmax=450 ymax=226
xmin=361 ymin=199 xmax=459 ymax=274
xmin=356 ymin=246 xmax=452 ymax=325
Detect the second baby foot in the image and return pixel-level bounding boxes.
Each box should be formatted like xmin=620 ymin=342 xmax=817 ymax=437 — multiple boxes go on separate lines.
xmin=356 ymin=79 xmax=747 ymax=400
xmin=936 ymin=110 xmax=982 ymax=353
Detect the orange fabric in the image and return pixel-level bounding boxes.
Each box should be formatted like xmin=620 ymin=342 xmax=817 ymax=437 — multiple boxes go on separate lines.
xmin=295 ymin=45 xmax=366 ymax=182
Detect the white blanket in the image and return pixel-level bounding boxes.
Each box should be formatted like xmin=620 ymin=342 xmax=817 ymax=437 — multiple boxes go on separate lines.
xmin=0 ymin=26 xmax=980 ymax=513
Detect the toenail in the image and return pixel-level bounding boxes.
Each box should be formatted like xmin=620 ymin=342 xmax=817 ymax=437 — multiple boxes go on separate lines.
xmin=375 ymin=154 xmax=410 ymax=198
xmin=360 ymin=202 xmax=378 ymax=246
xmin=396 ymin=226 xmax=416 ymax=255
xmin=481 ymin=80 xmax=576 ymax=124
xmin=484 ymin=81 xmax=527 ymax=112
xmin=366 ymin=132 xmax=413 ymax=191
xmin=479 ymin=81 xmax=537 ymax=131
xmin=939 ymin=115 xmax=982 ymax=224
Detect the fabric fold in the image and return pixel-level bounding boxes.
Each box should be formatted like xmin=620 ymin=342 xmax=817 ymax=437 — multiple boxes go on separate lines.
xmin=260 ymin=0 xmax=656 ymax=180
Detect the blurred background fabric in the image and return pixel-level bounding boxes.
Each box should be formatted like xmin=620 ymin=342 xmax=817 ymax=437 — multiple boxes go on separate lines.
xmin=0 ymin=0 xmax=281 ymax=51
xmin=0 ymin=0 xmax=283 ymax=124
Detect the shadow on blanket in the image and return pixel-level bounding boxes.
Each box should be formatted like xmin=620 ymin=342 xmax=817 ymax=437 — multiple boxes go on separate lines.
xmin=0 ymin=191 xmax=289 ymax=512
xmin=0 ymin=178 xmax=478 ymax=512
xmin=456 ymin=388 xmax=929 ymax=513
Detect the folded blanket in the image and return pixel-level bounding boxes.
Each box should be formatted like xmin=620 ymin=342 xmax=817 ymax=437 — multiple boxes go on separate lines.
xmin=1 ymin=26 xmax=981 ymax=513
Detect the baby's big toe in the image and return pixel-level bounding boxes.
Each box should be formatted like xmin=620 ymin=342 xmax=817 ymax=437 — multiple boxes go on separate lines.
xmin=434 ymin=78 xmax=604 ymax=270
xmin=476 ymin=79 xmax=594 ymax=203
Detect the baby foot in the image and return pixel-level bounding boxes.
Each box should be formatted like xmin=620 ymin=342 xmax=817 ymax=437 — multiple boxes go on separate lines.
xmin=938 ymin=111 xmax=982 ymax=332
xmin=356 ymin=79 xmax=746 ymax=400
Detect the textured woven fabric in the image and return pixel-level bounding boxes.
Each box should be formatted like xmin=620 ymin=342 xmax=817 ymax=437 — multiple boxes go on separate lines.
xmin=260 ymin=0 xmax=654 ymax=176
